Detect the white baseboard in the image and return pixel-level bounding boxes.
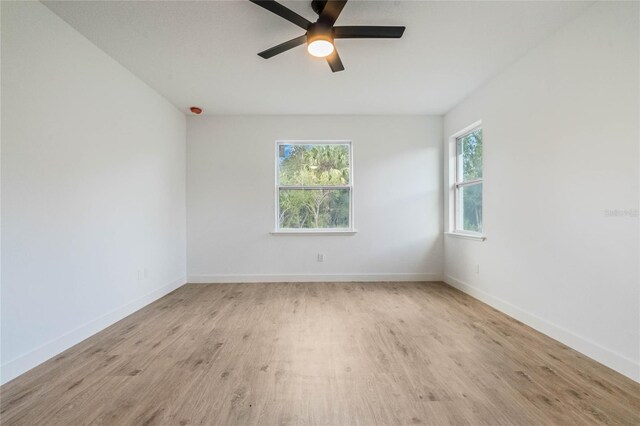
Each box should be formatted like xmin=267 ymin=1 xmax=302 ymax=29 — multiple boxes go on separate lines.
xmin=0 ymin=276 xmax=187 ymax=385
xmin=444 ymin=274 xmax=640 ymax=383
xmin=188 ymin=272 xmax=443 ymax=283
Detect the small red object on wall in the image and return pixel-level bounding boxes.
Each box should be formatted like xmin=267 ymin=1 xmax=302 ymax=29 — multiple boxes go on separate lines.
xmin=190 ymin=107 xmax=203 ymax=115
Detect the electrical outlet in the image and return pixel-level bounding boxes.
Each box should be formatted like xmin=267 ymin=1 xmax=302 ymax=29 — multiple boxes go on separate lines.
xmin=317 ymin=253 xmax=324 ymax=262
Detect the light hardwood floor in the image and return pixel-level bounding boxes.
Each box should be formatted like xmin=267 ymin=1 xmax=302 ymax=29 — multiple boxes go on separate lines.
xmin=1 ymin=282 xmax=639 ymax=425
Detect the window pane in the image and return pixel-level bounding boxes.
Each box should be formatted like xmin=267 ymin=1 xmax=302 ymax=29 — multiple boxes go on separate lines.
xmin=458 ymin=183 xmax=483 ymax=233
xmin=457 ymin=129 xmax=483 ymax=182
xmin=279 ymin=188 xmax=350 ymax=229
xmin=278 ymin=144 xmax=350 ymax=186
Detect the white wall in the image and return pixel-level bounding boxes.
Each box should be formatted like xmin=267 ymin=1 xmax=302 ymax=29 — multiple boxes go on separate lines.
xmin=443 ymin=2 xmax=639 ymax=381
xmin=187 ymin=115 xmax=443 ymax=282
xmin=1 ymin=2 xmax=187 ymax=384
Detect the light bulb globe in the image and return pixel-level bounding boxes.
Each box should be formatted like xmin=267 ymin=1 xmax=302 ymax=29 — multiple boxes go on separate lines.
xmin=307 ymin=39 xmax=334 ymax=58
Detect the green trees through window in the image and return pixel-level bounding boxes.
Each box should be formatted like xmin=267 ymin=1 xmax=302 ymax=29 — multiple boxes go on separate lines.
xmin=277 ymin=143 xmax=351 ymax=230
xmin=456 ymin=128 xmax=483 ymax=233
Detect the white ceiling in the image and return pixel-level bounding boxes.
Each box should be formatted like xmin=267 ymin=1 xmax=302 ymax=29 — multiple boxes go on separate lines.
xmin=43 ymin=0 xmax=591 ymax=115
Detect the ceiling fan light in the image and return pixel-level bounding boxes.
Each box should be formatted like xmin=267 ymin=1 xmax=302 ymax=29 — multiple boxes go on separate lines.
xmin=307 ymin=39 xmax=334 ymax=58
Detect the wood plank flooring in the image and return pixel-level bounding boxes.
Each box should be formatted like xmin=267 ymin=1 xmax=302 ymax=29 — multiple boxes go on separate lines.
xmin=1 ymin=282 xmax=639 ymax=425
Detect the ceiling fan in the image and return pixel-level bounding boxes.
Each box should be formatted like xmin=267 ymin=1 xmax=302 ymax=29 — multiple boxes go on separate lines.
xmin=249 ymin=0 xmax=405 ymax=72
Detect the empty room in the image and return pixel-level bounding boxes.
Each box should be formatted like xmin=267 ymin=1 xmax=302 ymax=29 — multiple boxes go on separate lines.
xmin=1 ymin=0 xmax=639 ymax=424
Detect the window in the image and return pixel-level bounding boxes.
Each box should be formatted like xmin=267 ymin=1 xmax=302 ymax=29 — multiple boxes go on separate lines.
xmin=275 ymin=141 xmax=353 ymax=232
xmin=454 ymin=126 xmax=483 ymax=234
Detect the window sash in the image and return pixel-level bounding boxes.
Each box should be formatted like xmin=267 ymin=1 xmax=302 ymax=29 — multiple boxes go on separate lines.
xmin=455 ymin=126 xmax=482 ymax=185
xmin=276 ymin=141 xmax=352 ymax=187
xmin=454 ymin=181 xmax=482 ymax=233
xmin=277 ymin=187 xmax=352 ymax=230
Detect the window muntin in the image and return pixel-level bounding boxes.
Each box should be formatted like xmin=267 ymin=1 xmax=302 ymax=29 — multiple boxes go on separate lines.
xmin=276 ymin=142 xmax=353 ymax=231
xmin=454 ymin=128 xmax=483 ymax=234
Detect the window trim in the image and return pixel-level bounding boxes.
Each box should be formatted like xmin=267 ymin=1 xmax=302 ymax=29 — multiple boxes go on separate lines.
xmin=273 ymin=140 xmax=355 ymax=234
xmin=448 ymin=121 xmax=485 ymax=240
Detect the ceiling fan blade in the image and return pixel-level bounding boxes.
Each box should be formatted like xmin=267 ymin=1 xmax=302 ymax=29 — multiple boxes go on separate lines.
xmin=319 ymin=0 xmax=348 ymax=27
xmin=249 ymin=0 xmax=311 ymax=30
xmin=333 ymin=26 xmax=405 ymax=39
xmin=326 ymin=48 xmax=345 ymax=72
xmin=258 ymin=35 xmax=307 ymax=59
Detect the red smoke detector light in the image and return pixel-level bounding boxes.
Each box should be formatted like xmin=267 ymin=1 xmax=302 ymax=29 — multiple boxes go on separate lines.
xmin=190 ymin=107 xmax=203 ymax=115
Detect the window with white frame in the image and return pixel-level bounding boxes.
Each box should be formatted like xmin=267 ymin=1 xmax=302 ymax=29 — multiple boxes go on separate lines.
xmin=454 ymin=126 xmax=483 ymax=234
xmin=276 ymin=141 xmax=353 ymax=232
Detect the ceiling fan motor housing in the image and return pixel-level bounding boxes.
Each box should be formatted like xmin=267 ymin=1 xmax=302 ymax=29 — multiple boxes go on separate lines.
xmin=306 ymin=22 xmax=334 ymax=45
xmin=311 ymin=0 xmax=327 ymax=15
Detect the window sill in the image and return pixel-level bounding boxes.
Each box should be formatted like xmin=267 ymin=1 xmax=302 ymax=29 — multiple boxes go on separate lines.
xmin=271 ymin=229 xmax=357 ymax=236
xmin=445 ymin=232 xmax=486 ymax=242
